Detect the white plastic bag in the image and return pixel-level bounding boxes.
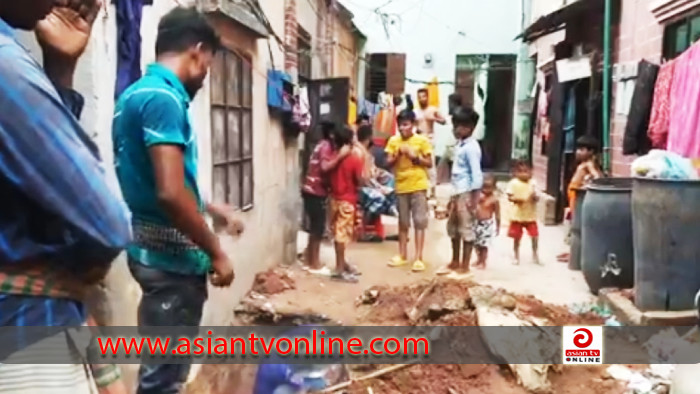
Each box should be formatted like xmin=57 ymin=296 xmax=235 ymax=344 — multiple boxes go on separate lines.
xmin=631 ymin=150 xmax=699 ymax=180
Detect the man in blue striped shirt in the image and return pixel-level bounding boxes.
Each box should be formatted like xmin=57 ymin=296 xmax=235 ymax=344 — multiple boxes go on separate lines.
xmin=0 ymin=0 xmax=131 ymax=391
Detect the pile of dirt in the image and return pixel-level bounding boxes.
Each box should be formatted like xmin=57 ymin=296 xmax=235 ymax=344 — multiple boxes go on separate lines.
xmin=348 ymin=364 xmax=527 ymax=394
xmin=250 ymin=267 xmax=295 ymax=295
xmin=356 ymin=278 xmax=601 ymax=327
xmin=342 ymin=364 xmax=629 ymax=394
xmin=514 ymin=294 xmax=605 ymax=326
xmin=357 ymin=278 xmax=476 ymax=325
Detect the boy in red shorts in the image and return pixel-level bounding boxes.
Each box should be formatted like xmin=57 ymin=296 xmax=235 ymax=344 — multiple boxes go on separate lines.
xmin=329 ymin=126 xmax=366 ymax=283
xmin=506 ymin=161 xmax=540 ymax=265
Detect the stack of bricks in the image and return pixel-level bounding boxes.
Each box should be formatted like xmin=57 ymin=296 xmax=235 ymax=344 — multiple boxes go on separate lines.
xmin=284 ymin=0 xmax=298 ymax=78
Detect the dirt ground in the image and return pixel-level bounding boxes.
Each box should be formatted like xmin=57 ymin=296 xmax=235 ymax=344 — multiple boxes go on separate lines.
xmin=188 ymin=272 xmax=626 ymax=394
xmin=187 ymin=188 xmax=632 ymax=394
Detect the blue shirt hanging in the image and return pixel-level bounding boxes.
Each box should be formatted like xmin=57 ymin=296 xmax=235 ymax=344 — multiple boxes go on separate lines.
xmin=115 ymin=0 xmax=144 ymax=98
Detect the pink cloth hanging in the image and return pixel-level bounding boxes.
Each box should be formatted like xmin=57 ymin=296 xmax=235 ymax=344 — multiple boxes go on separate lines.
xmin=647 ymin=60 xmax=676 ymax=149
xmin=667 ymin=42 xmax=700 ymax=157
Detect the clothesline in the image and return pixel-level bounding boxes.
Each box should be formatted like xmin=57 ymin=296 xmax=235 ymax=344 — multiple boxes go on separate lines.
xmin=622 ymin=39 xmax=700 ymax=159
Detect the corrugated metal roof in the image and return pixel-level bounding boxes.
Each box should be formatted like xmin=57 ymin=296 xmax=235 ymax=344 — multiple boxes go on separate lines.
xmin=516 ymin=0 xmax=605 ymax=42
xmin=200 ymin=0 xmax=269 ymax=38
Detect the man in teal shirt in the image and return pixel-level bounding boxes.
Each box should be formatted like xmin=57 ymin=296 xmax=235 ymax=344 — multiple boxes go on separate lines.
xmin=112 ymin=7 xmax=243 ymax=394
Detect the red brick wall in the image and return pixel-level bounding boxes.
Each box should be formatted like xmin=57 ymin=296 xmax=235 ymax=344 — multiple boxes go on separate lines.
xmin=284 ymin=0 xmax=298 ymax=74
xmin=610 ymin=0 xmax=664 ymax=176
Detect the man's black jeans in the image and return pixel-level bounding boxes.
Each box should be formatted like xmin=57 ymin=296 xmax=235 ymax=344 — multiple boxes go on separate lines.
xmin=128 ymin=258 xmax=207 ymax=394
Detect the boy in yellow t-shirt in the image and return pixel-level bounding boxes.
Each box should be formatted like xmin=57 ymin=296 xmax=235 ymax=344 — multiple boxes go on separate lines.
xmin=506 ymin=160 xmax=540 ymax=265
xmin=385 ymin=109 xmax=433 ymax=272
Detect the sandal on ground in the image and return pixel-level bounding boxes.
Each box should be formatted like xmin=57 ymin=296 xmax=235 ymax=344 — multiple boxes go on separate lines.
xmin=388 ymin=255 xmax=409 ymax=267
xmin=331 ymin=271 xmax=359 ymax=283
xmin=308 ymin=266 xmax=332 ymax=276
xmin=345 ymin=263 xmax=362 ymax=276
xmin=412 ymin=260 xmax=427 ymax=272
xmin=436 ymin=264 xmax=457 ymax=276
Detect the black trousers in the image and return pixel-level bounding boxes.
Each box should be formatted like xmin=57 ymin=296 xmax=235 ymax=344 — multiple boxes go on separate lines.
xmin=128 ymin=258 xmax=208 ymax=394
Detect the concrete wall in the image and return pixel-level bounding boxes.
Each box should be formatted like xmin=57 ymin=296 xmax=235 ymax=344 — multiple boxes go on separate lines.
xmin=16 ymin=0 xmax=298 ymax=390
xmin=297 ymin=0 xmax=331 ymax=78
xmin=332 ymin=12 xmax=359 ymax=91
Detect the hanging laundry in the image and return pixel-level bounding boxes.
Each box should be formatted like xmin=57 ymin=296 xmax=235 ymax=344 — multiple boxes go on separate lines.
xmin=667 ymin=43 xmax=700 ymax=158
xmin=648 ymin=60 xmax=676 ymax=149
xmin=348 ymin=98 xmax=357 ymax=125
xmin=373 ymin=93 xmax=395 ymax=138
xmin=115 ymin=0 xmax=144 ymax=99
xmin=293 ymin=87 xmax=311 ymax=131
xmin=473 ymin=69 xmax=488 ymax=140
xmin=427 ymin=77 xmax=440 ymax=107
xmin=624 ymin=60 xmax=659 ymax=155
xmin=357 ymin=98 xmax=379 ymax=120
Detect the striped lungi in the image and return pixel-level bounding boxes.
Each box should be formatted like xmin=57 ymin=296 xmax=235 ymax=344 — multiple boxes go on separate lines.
xmin=0 ymin=328 xmax=98 ymax=393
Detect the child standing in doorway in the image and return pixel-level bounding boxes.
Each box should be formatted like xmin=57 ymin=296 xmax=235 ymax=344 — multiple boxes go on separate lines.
xmin=385 ymin=109 xmax=433 ymax=272
xmin=437 ymin=107 xmax=483 ymax=276
xmin=473 ymin=174 xmax=500 ymax=269
xmin=506 ymin=161 xmax=540 ymax=265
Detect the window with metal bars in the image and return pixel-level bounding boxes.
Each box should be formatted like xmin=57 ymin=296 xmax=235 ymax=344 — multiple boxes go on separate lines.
xmin=663 ymin=12 xmax=700 ymax=60
xmin=298 ymin=27 xmax=312 ymax=82
xmin=210 ymin=49 xmax=254 ymax=210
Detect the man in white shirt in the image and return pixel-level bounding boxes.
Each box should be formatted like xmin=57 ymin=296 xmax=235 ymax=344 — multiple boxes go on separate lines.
xmin=414 ymin=88 xmax=447 ymax=199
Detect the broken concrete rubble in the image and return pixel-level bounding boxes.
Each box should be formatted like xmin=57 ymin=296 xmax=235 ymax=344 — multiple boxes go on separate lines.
xmin=469 ymin=286 xmax=559 ymax=394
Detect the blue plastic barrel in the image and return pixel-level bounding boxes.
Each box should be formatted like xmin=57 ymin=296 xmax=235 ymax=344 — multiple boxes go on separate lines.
xmin=581 ymin=178 xmax=635 ymax=295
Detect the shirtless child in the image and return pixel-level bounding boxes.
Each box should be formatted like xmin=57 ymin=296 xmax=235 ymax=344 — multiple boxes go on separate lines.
xmin=473 ymin=175 xmax=500 ymax=269
xmin=568 ymin=135 xmax=604 ymax=210
xmin=558 ymin=136 xmax=604 ymax=262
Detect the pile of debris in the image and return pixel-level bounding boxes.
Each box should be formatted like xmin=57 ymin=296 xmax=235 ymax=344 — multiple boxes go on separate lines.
xmin=355 ymin=277 xmax=603 ymax=328
xmin=251 ymin=267 xmax=296 ymax=295
xmin=349 ymin=278 xmax=618 ymax=394
xmin=234 ymin=267 xmax=334 ymax=325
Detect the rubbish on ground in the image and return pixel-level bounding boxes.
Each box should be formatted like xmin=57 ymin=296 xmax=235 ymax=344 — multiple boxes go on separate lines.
xmin=568 ymin=302 xmax=612 ymax=318
xmin=319 ymin=363 xmax=414 ymax=393
xmin=631 ymin=149 xmax=699 ymax=180
xmin=605 ymin=316 xmax=623 ymax=326
xmin=356 ymin=288 xmax=380 ymax=306
xmin=606 ymin=365 xmax=635 ymax=381
xmin=235 ymin=297 xmax=331 ymax=325
xmin=606 ymin=364 xmax=673 ymax=394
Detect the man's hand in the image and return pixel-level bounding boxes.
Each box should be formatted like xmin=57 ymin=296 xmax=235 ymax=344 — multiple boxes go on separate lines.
xmin=36 ymin=0 xmax=101 ymax=61
xmin=208 ymin=202 xmax=245 ymax=237
xmin=403 ymin=147 xmax=418 ymax=160
xmin=210 ymin=253 xmax=234 ymax=287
